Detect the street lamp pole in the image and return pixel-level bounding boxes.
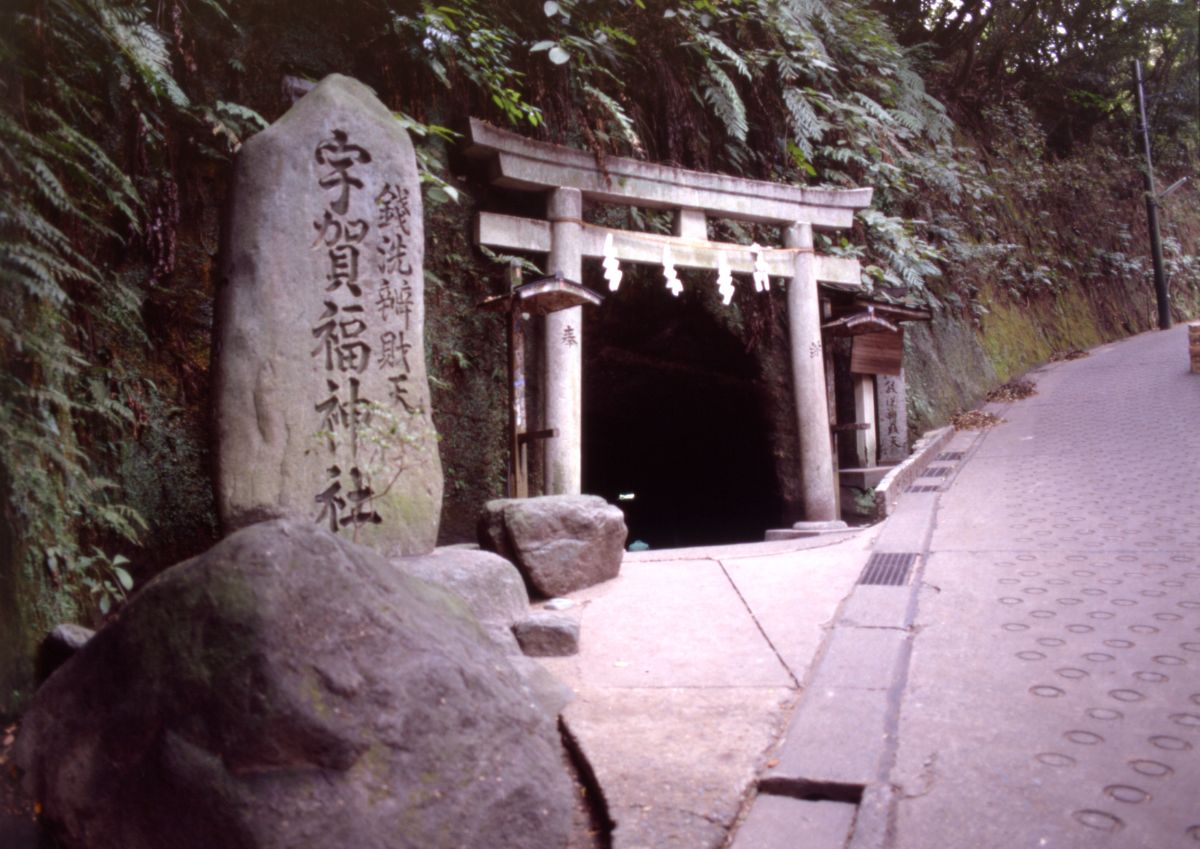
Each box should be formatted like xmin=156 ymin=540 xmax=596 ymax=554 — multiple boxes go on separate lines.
xmin=1134 ymin=59 xmax=1171 ymax=330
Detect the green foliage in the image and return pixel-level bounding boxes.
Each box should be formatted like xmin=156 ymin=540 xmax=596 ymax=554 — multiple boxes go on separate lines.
xmin=3 ymin=0 xmax=1197 ymax=642
xmin=878 ymin=0 xmax=1199 ymax=165
xmin=390 ymin=3 xmax=544 ymax=127
xmin=393 ymin=113 xmax=462 ymax=204
xmin=850 ymin=486 xmax=877 ymax=517
xmin=48 ymin=546 xmax=135 ymax=616
xmin=0 ymin=0 xmax=228 ymax=617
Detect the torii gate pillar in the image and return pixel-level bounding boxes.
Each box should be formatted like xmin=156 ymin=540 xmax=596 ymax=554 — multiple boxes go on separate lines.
xmin=544 ymin=187 xmax=584 ymax=494
xmin=786 ymin=222 xmax=837 ymax=521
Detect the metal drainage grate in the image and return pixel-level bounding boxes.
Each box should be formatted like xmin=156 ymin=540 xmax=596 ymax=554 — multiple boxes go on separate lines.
xmin=858 ymin=552 xmax=918 ymax=586
xmin=936 ymin=451 xmax=965 ymax=462
xmin=920 ymin=466 xmax=951 ymax=478
xmin=906 ymin=484 xmax=942 ymax=493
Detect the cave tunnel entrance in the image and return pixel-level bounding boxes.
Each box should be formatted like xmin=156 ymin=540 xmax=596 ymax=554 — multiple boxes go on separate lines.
xmin=583 ymin=276 xmax=782 ymax=550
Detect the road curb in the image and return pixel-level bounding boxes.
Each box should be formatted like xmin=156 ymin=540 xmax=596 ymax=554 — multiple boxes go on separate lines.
xmin=872 ymin=425 xmax=954 ymax=519
xmin=730 ymin=427 xmax=979 ymax=849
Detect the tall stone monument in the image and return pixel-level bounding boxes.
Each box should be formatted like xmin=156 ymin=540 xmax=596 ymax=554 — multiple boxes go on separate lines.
xmin=876 ymin=369 xmax=909 ymax=464
xmin=215 ymin=74 xmax=443 ymax=555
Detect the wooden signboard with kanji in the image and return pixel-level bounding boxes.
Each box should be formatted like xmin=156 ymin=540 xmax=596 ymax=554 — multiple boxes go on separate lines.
xmin=851 ymin=328 xmax=903 ymax=376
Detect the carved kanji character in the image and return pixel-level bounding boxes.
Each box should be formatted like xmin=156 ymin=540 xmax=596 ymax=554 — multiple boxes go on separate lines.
xmin=314 ymin=465 xmax=346 ymax=532
xmin=375 ymin=183 xmax=412 ymax=235
xmin=315 ymin=129 xmax=372 ymax=215
xmin=326 ymin=245 xmax=362 ymax=296
xmin=380 ymin=330 xmax=412 ymax=372
xmin=340 ymin=466 xmax=382 ymax=528
xmin=377 ymin=233 xmax=413 ymax=277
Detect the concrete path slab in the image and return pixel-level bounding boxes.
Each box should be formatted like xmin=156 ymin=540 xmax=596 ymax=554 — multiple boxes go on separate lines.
xmin=722 ymin=535 xmax=869 ymax=682
xmin=839 ymin=585 xmax=913 ymax=628
xmin=563 ymin=688 xmax=794 ymax=849
xmin=540 ymin=558 xmax=794 ymax=689
xmin=765 ymin=686 xmax=893 ymax=787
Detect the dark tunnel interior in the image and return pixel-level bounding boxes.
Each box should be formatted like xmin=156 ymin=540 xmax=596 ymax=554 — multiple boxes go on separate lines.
xmin=583 ymin=275 xmax=781 ymax=549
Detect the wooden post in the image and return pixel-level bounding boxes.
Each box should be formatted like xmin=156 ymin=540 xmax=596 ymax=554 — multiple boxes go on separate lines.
xmin=786 ymin=222 xmax=838 ymax=521
xmin=506 ymin=261 xmax=528 ymax=497
xmin=544 ymin=187 xmax=584 ymax=495
xmin=853 ymin=374 xmax=877 ymax=467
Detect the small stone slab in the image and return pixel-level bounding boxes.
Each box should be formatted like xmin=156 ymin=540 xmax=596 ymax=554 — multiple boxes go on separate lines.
xmin=729 ymin=795 xmax=856 ymax=849
xmin=838 ymin=585 xmax=913 ymax=629
xmin=215 ymin=74 xmax=442 ymax=555
xmin=815 ymin=628 xmax=909 ymax=688
xmin=765 ymin=687 xmax=891 ymax=788
xmin=876 ymin=371 xmax=908 ymax=463
xmin=512 ymin=612 xmax=580 ymax=657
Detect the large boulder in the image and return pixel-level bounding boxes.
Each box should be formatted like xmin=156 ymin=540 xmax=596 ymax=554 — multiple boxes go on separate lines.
xmin=16 ymin=519 xmax=572 ymax=849
xmin=479 ymin=495 xmax=627 ymax=597
xmin=214 ymin=73 xmax=442 ymax=556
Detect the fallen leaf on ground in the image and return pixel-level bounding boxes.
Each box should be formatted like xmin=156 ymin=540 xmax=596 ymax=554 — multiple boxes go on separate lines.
xmin=952 ymin=410 xmax=1005 ymax=430
xmin=985 ymin=379 xmax=1037 ymax=403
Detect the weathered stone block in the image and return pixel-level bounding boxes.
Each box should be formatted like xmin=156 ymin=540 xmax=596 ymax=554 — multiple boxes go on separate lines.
xmin=513 ymin=612 xmax=580 ymax=657
xmin=478 ymin=495 xmax=627 ymax=597
xmin=215 ymin=73 xmax=442 ymax=556
xmin=876 ymin=370 xmax=909 ymax=463
xmin=16 ymin=519 xmax=572 ymax=849
xmin=394 ymin=548 xmax=529 ymax=629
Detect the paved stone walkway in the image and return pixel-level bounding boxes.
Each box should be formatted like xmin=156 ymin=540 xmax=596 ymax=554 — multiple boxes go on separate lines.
xmin=892 ymin=326 xmax=1200 ymax=848
xmin=539 ymin=534 xmax=871 ymax=849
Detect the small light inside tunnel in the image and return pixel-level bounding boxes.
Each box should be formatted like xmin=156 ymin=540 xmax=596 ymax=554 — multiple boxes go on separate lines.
xmin=618 ymin=492 xmax=636 ymax=501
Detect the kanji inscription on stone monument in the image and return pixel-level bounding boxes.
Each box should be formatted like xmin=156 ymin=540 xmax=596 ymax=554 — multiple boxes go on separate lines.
xmin=215 ymin=74 xmax=442 ymax=555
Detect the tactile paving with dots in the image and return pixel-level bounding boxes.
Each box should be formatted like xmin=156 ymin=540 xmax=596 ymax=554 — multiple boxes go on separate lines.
xmin=897 ymin=328 xmax=1200 ymax=846
xmin=990 ymin=550 xmax=1200 ymax=840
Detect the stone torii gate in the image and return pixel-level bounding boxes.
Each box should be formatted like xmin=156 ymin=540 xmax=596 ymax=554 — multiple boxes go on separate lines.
xmin=467 ymin=118 xmax=873 ymax=523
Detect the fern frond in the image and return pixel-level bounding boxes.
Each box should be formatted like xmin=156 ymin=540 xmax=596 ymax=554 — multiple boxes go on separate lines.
xmin=693 ymin=31 xmax=751 ymax=79
xmin=783 ymin=87 xmax=828 ymax=153
xmin=582 ymin=84 xmax=644 ymax=154
xmin=0 ymin=249 xmax=74 ymax=304
xmin=702 ymin=59 xmax=748 ymax=143
xmin=852 ymin=92 xmax=895 ymax=125
xmin=93 ymin=2 xmax=191 ymax=109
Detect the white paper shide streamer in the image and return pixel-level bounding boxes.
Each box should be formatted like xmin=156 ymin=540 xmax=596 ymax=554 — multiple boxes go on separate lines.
xmin=662 ymin=243 xmax=682 ymax=296
xmin=716 ymin=250 xmax=735 ymax=305
xmin=751 ymin=243 xmax=770 ymax=292
xmin=602 ymin=231 xmax=623 ymax=291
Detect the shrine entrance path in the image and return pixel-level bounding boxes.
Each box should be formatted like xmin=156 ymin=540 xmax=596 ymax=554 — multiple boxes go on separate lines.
xmin=891 ymin=324 xmax=1200 ymax=849
xmin=538 ymin=532 xmax=871 ymax=849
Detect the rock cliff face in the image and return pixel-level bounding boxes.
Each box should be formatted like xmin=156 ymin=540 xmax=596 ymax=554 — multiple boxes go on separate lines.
xmin=16 ymin=519 xmax=572 ymax=849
